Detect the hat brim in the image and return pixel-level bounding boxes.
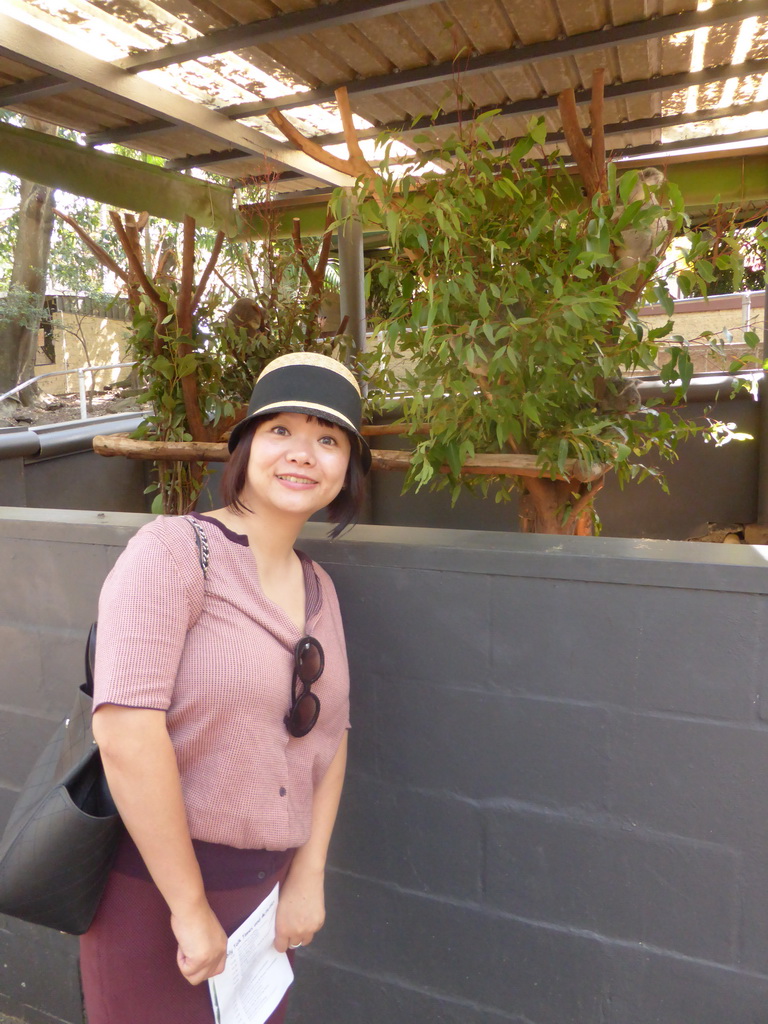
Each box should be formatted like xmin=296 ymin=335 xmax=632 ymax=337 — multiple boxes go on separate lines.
xmin=228 ymin=402 xmax=372 ymax=474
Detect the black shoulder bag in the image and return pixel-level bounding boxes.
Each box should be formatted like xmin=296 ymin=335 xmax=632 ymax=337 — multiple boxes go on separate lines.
xmin=0 ymin=516 xmax=209 ymax=935
xmin=0 ymin=624 xmax=121 ymax=934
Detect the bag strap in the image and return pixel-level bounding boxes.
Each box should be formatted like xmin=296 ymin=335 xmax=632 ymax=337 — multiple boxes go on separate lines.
xmin=84 ymin=621 xmax=98 ymax=698
xmin=186 ymin=515 xmax=210 ymax=579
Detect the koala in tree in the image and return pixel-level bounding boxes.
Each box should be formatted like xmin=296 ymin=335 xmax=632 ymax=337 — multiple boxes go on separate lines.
xmin=596 ymin=376 xmax=642 ymax=415
xmin=155 ymin=246 xmax=177 ymax=285
xmin=615 ymin=167 xmax=668 ymax=271
xmin=225 ymin=297 xmax=268 ymax=340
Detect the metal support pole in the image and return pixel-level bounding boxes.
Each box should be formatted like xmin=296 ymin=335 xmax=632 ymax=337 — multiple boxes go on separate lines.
xmin=78 ymin=367 xmax=88 ymax=420
xmin=338 ymin=190 xmax=367 ymax=364
xmin=756 ymin=273 xmax=768 ymax=524
xmin=338 ymin=189 xmax=373 ymax=522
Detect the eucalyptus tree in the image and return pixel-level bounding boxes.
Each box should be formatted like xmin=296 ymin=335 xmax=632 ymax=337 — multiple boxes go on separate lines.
xmin=358 ymin=117 xmax=765 ymax=534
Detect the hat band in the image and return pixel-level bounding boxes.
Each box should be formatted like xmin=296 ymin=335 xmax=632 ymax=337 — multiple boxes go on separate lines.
xmin=251 ymin=399 xmax=358 ymax=435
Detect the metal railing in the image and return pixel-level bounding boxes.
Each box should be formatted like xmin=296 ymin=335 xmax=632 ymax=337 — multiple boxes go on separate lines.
xmin=0 ymin=362 xmax=135 ymax=420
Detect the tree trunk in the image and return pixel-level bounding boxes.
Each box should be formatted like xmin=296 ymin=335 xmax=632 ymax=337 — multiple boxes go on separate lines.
xmin=0 ymin=119 xmax=57 ymax=402
xmin=518 ymin=476 xmax=602 ymax=535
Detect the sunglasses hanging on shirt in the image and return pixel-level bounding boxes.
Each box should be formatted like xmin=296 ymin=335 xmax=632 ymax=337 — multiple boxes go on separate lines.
xmin=285 ymin=636 xmax=324 ymax=738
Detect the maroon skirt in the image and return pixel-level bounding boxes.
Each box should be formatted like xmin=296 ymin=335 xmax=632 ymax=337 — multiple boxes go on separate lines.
xmin=81 ymin=834 xmax=296 ymax=1024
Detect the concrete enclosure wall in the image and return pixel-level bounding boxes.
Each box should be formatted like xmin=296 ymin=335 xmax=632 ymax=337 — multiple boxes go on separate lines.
xmin=0 ymin=416 xmax=151 ymax=515
xmin=2 ymin=509 xmax=768 ymax=1023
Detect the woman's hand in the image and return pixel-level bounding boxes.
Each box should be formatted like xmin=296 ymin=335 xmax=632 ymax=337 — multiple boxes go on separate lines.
xmin=171 ymin=902 xmax=228 ymax=985
xmin=274 ymin=865 xmax=326 ymax=953
xmin=273 ymin=734 xmax=347 ymax=953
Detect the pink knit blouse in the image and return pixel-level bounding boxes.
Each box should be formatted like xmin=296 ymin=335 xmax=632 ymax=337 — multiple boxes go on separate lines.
xmin=93 ymin=514 xmax=350 ymax=851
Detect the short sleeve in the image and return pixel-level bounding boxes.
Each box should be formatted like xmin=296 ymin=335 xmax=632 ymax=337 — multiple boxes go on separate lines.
xmin=93 ymin=522 xmax=202 ymax=711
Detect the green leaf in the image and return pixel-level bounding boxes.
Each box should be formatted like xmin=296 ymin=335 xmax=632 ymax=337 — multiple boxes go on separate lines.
xmin=618 ymin=171 xmax=639 ymax=206
xmin=653 ymin=283 xmax=675 ymax=317
xmin=677 ymin=349 xmax=694 ymax=389
xmin=385 ymin=208 xmax=400 ymax=242
xmin=177 ymin=353 xmax=198 ymax=377
xmin=556 ymin=438 xmax=568 ymax=474
xmin=151 ymin=354 xmax=174 ymax=380
xmin=529 ymin=118 xmax=547 ymax=146
xmin=509 ymin=136 xmax=535 ymax=164
xmin=614 ymin=200 xmax=644 ymax=232
xmin=522 ymin=393 xmax=541 ymax=425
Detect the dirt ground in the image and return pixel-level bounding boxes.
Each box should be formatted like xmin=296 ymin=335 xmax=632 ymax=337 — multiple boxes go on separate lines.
xmin=0 ymin=389 xmax=149 ymax=430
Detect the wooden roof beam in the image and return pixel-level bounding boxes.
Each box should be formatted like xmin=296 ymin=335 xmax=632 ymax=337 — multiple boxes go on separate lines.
xmin=88 ymin=53 xmax=768 ymax=150
xmin=0 ymin=74 xmax=68 ymax=105
xmin=0 ymin=11 xmax=354 ymax=188
xmin=224 ymin=0 xmax=768 ymax=117
xmin=610 ymin=133 xmax=768 ymax=166
xmin=314 ymin=57 xmax=768 ymax=144
xmin=164 ymin=96 xmax=768 ymax=174
xmin=0 ymin=121 xmax=239 ymax=231
xmin=76 ymin=15 xmax=768 ymax=148
xmin=119 ymin=0 xmax=438 ymax=72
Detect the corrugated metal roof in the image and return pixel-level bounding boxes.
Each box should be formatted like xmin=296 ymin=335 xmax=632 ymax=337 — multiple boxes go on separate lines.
xmin=0 ymin=0 xmax=766 ymax=194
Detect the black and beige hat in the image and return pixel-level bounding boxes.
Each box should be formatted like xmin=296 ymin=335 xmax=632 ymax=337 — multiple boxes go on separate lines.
xmin=228 ymin=351 xmax=371 ymax=473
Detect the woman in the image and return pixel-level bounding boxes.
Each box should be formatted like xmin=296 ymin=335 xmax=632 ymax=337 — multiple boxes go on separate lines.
xmin=81 ymin=351 xmax=371 ymax=1024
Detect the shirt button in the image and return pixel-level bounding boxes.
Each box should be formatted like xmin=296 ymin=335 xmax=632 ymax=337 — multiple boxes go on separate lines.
xmin=279 ymin=787 xmax=287 ymax=796
xmin=257 ymin=871 xmax=266 ymax=880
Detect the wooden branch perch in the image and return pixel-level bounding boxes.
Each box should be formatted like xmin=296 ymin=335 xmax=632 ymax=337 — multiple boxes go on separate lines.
xmin=176 ymin=214 xmax=196 ymax=336
xmin=123 ymin=214 xmax=143 ymax=276
xmin=108 ymin=211 xmax=166 ymax=315
xmin=557 ymin=88 xmax=600 ymax=196
xmin=93 ymin=434 xmax=609 ymax=483
xmin=589 ymin=68 xmax=606 ymax=192
xmin=334 ymin=86 xmax=378 ymax=185
xmin=174 ymin=215 xmax=210 ymax=442
xmin=191 ymin=230 xmax=225 ymax=314
xmin=291 ymin=217 xmax=320 ymax=288
xmin=267 ymin=92 xmax=378 ymax=188
xmin=267 ymin=108 xmax=355 ymax=178
xmin=53 ymin=209 xmax=131 ymax=287
xmin=564 ymin=477 xmax=606 ymax=531
xmin=314 ymin=208 xmax=334 ymax=289
xmin=94 ymin=435 xmax=226 ymax=462
xmin=214 ymin=267 xmax=241 ymax=298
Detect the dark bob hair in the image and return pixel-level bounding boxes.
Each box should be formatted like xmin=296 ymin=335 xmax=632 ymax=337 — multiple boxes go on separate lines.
xmin=220 ymin=414 xmax=367 ymax=539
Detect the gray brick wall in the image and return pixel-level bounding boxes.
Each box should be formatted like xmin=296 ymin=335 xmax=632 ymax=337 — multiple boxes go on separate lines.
xmin=2 ymin=510 xmax=768 ymax=1023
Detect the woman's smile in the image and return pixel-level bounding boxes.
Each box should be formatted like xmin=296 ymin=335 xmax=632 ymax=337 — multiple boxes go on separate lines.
xmin=276 ymin=473 xmax=319 ymax=487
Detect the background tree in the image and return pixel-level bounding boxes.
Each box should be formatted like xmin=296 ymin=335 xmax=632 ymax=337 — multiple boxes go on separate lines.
xmin=0 ymin=118 xmax=57 ymax=405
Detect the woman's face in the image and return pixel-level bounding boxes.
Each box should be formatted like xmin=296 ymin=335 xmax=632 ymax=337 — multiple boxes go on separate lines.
xmin=240 ymin=412 xmax=352 ymax=521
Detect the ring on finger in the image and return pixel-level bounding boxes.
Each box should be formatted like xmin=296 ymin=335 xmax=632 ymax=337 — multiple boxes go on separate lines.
xmin=288 ymin=941 xmax=303 ymax=949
